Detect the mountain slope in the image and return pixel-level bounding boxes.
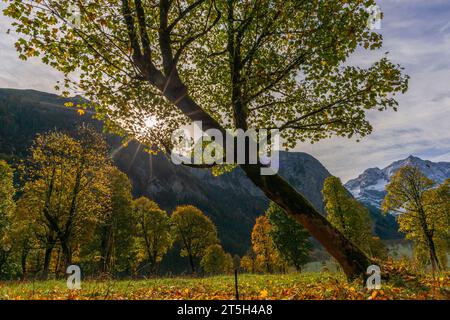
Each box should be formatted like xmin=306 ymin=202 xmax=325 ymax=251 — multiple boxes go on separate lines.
xmin=0 ymin=88 xmax=332 ymax=255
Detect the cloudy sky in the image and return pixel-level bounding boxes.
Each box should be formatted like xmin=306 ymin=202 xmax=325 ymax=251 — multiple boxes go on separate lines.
xmin=0 ymin=1 xmax=449 ymax=181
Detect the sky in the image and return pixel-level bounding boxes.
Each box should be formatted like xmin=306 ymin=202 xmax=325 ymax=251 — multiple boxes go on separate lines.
xmin=0 ymin=0 xmax=449 ymax=182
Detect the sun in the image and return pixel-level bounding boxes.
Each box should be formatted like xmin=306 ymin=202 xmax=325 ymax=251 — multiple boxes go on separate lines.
xmin=144 ymin=116 xmax=158 ymax=129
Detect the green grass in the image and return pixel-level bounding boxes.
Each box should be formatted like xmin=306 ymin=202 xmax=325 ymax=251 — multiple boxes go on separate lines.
xmin=0 ymin=271 xmax=448 ymax=300
xmin=0 ymin=273 xmax=332 ymax=300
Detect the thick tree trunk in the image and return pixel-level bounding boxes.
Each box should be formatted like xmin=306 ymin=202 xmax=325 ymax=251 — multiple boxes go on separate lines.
xmin=242 ymin=165 xmax=371 ymax=280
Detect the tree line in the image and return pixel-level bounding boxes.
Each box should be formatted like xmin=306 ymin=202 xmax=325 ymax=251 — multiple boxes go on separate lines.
xmin=0 ymin=126 xmax=236 ymax=279
xmin=0 ymin=127 xmax=448 ymax=280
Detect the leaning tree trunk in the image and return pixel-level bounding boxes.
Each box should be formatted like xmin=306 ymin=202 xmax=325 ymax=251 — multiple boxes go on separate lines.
xmin=156 ymin=70 xmax=371 ymax=280
xmin=242 ymin=164 xmax=371 ymax=280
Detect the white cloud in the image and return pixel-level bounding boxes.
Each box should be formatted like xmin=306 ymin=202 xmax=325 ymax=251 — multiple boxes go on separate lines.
xmin=0 ymin=2 xmax=63 ymax=92
xmin=296 ymin=1 xmax=450 ymax=181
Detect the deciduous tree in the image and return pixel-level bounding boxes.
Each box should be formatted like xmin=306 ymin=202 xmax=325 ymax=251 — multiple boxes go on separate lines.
xmin=200 ymin=243 xmax=227 ymax=274
xmin=383 ymin=167 xmax=449 ymax=272
xmin=323 ymin=176 xmax=385 ymax=259
xmin=0 ymin=160 xmax=15 ymax=275
xmin=251 ymin=216 xmax=282 ymax=273
xmin=240 ymin=249 xmax=257 ymax=273
xmin=22 ymin=127 xmax=110 ymax=269
xmin=12 ymin=194 xmax=48 ymax=279
xmin=98 ymin=167 xmax=135 ymax=274
xmin=5 ymin=0 xmax=409 ymax=278
xmin=133 ymin=197 xmax=172 ymax=274
xmin=171 ymin=205 xmax=217 ymax=272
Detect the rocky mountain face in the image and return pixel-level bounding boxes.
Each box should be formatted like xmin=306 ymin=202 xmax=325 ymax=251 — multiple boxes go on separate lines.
xmin=0 ymin=88 xmax=332 ymax=255
xmin=345 ymin=156 xmax=450 ymax=240
xmin=345 ymin=155 xmax=450 ymax=208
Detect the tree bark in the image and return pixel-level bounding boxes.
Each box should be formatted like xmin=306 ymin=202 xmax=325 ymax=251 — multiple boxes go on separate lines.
xmin=20 ymin=251 xmax=28 ymax=280
xmin=42 ymin=245 xmax=54 ymax=280
xmin=426 ymin=233 xmax=440 ymax=274
xmin=60 ymin=239 xmax=72 ymax=270
xmin=188 ymin=253 xmax=196 ymax=274
xmin=100 ymin=222 xmax=114 ymax=274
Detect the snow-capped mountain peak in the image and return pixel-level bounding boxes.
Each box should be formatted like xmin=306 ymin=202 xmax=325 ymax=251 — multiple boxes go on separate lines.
xmin=344 ymin=156 xmax=450 ymax=208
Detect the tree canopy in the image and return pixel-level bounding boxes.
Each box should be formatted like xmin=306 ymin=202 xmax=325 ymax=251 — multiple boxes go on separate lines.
xmin=4 ymin=0 xmax=408 ymax=150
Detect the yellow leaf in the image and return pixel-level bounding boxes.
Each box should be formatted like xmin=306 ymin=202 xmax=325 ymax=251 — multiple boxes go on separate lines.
xmin=259 ymin=289 xmax=268 ymax=299
xmin=64 ymin=102 xmax=74 ymax=107
xmin=371 ymin=290 xmax=378 ymax=299
xmin=77 ymin=109 xmax=85 ymax=116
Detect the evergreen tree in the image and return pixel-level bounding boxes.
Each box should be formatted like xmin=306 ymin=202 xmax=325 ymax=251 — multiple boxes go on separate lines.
xmin=266 ymin=203 xmax=312 ymax=271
